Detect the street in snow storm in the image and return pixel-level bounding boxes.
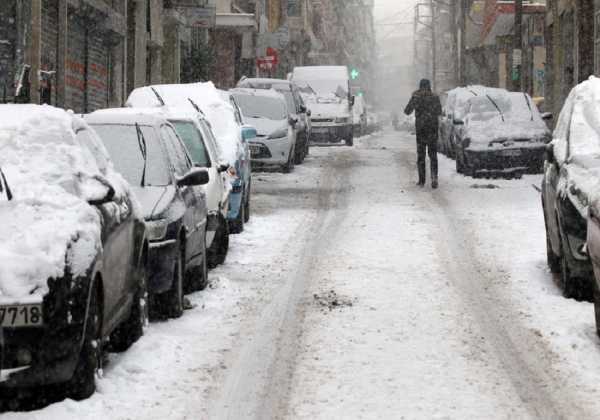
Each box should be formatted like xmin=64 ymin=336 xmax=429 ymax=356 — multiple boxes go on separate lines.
xmin=2 ymin=0 xmax=600 ymax=419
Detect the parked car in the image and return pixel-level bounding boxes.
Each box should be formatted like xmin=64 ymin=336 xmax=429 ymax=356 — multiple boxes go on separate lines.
xmin=237 ymin=77 xmax=312 ymax=163
xmin=157 ymin=107 xmax=231 ymax=270
xmin=126 ymin=83 xmax=252 ymax=234
xmin=86 ymin=109 xmax=211 ymax=318
xmin=543 ymin=78 xmax=596 ymax=301
xmin=230 ymin=88 xmax=298 ymax=173
xmin=0 ymin=105 xmax=147 ymax=400
xmin=439 ymin=86 xmax=480 ymax=157
xmin=454 ymin=91 xmax=551 ymax=177
xmin=292 ymin=66 xmax=355 ymax=146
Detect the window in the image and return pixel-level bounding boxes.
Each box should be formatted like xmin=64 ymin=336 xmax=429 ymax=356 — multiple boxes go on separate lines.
xmin=92 ymin=124 xmax=171 ymax=186
xmin=171 ymin=120 xmax=212 ymax=168
xmin=76 ymin=128 xmax=109 ymax=173
xmin=161 ymin=125 xmax=191 ymax=177
xmin=288 ymin=0 xmax=301 ymax=17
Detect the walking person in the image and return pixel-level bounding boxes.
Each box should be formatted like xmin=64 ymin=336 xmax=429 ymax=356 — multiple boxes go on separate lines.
xmin=404 ymin=79 xmax=442 ymax=188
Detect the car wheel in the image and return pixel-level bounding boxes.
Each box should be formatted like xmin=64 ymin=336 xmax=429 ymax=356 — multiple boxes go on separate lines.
xmin=345 ymin=133 xmax=354 ymax=147
xmin=243 ymin=187 xmax=251 ymax=223
xmin=186 ymin=238 xmax=208 ymax=292
xmin=559 ymin=229 xmax=580 ymax=299
xmin=456 ymin=152 xmax=464 ymax=174
xmin=294 ymin=138 xmax=304 ymax=165
xmin=208 ymin=217 xmax=230 ymax=267
xmin=229 ymin=199 xmax=245 ymax=234
xmin=545 ymin=221 xmax=560 ymax=274
xmin=282 ymin=146 xmax=295 ymax=173
xmin=162 ymin=249 xmax=184 ymax=318
xmin=109 ymin=263 xmax=148 ymax=352
xmin=67 ymin=284 xmax=101 ymax=400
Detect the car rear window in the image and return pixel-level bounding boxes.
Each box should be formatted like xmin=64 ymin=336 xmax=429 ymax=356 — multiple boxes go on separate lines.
xmin=91 ymin=124 xmax=171 ymax=187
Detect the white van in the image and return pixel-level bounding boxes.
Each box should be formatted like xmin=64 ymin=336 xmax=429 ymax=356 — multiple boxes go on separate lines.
xmin=291 ymin=66 xmax=355 ymax=146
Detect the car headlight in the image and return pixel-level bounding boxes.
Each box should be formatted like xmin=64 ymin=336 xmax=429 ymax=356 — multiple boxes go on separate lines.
xmin=335 ymin=117 xmax=349 ymax=124
xmin=462 ymin=138 xmax=471 ymax=148
xmin=268 ymin=128 xmax=288 ymax=139
xmin=146 ymin=219 xmax=168 ymax=241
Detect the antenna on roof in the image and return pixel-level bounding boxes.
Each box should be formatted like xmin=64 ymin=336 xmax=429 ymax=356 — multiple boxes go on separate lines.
xmin=150 ymin=87 xmax=165 ymax=106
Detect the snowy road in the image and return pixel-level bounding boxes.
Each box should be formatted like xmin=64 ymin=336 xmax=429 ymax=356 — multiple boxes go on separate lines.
xmin=5 ymin=129 xmax=600 ymax=419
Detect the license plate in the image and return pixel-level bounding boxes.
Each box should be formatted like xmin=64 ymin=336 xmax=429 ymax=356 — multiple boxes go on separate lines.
xmin=312 ymin=127 xmax=329 ymax=133
xmin=501 ymin=149 xmax=521 ymax=157
xmin=0 ymin=304 xmax=43 ymax=328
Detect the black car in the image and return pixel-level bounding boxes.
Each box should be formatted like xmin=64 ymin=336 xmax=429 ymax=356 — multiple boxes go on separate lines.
xmin=237 ymin=77 xmax=311 ymax=164
xmin=0 ymin=105 xmax=147 ymax=400
xmin=86 ymin=110 xmax=210 ymax=318
xmin=542 ymin=81 xmax=594 ymax=300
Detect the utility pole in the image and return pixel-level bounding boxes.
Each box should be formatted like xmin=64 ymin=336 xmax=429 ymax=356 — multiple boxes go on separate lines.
xmin=430 ymin=0 xmax=436 ymax=91
xmin=513 ymin=0 xmax=523 ymax=91
xmin=459 ymin=0 xmax=466 ymax=85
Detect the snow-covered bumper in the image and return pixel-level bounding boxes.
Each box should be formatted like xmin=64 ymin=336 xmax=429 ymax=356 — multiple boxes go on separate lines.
xmin=309 ymin=121 xmax=352 ymax=143
xmin=249 ymin=136 xmax=293 ymax=166
xmin=464 ymin=144 xmax=545 ymax=174
xmin=0 ymin=276 xmax=92 ymax=388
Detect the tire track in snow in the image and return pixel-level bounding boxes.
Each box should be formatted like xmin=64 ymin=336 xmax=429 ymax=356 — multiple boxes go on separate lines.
xmin=391 ymin=144 xmax=570 ymax=419
xmin=208 ymin=149 xmax=353 ymax=420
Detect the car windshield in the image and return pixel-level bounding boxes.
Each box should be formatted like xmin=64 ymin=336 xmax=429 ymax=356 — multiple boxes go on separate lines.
xmin=91 ymin=124 xmax=171 ymax=186
xmin=170 ymin=120 xmax=211 ymax=168
xmin=294 ymin=79 xmax=347 ymax=97
xmin=233 ymin=94 xmax=287 ymax=120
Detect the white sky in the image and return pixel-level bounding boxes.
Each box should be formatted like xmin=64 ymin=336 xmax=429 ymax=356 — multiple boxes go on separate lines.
xmin=374 ymin=0 xmax=416 ymax=39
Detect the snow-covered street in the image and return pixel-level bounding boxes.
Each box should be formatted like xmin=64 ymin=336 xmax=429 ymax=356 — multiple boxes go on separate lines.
xmin=5 ymin=128 xmax=600 ymax=419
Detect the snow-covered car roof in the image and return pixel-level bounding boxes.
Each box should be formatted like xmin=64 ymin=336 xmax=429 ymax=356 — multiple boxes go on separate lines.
xmin=0 ymin=105 xmax=128 ymax=303
xmin=85 ymin=107 xmax=172 ymax=126
xmin=127 ymin=82 xmax=242 ymax=166
xmin=237 ymin=77 xmax=294 ymax=91
xmin=230 ymin=87 xmax=287 ymax=101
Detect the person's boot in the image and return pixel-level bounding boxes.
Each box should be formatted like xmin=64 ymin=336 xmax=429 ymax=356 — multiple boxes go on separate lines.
xmin=432 ymin=177 xmax=438 ymax=189
xmin=416 ymin=180 xmax=425 ymax=187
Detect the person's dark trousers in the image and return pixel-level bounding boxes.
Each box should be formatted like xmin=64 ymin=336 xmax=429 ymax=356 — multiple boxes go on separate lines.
xmin=416 ymin=140 xmax=438 ymax=185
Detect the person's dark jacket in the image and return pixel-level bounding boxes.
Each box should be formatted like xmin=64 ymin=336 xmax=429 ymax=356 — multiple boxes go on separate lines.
xmin=404 ymin=81 xmax=442 ymax=142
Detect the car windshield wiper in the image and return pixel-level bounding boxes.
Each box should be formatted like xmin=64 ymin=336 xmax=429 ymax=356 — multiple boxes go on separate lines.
xmin=151 ymin=87 xmax=165 ymax=106
xmin=523 ymin=93 xmax=534 ymax=121
xmin=486 ymin=94 xmax=505 ymax=122
xmin=0 ymin=166 xmax=13 ymax=200
xmin=188 ymin=98 xmax=206 ymax=116
xmin=135 ymin=123 xmax=148 ymax=187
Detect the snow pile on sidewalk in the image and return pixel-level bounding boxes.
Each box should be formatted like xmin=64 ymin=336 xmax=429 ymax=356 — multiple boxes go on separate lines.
xmin=126 ymin=82 xmax=243 ymax=166
xmin=0 ymin=105 xmax=102 ymax=303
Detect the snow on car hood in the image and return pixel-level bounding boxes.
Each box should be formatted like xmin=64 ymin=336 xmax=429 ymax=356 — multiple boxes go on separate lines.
xmin=127 ymin=82 xmax=243 ymax=167
xmin=244 ymin=116 xmax=287 ymax=137
xmin=464 ymin=118 xmax=549 ymax=151
xmin=0 ymin=105 xmax=103 ymax=303
xmin=132 ymin=185 xmax=176 ymax=220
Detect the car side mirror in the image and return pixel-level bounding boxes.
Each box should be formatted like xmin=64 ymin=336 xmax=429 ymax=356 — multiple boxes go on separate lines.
xmin=299 ymin=104 xmax=307 ymax=113
xmin=289 ymin=116 xmax=298 ymax=127
xmin=241 ymin=125 xmax=257 ymax=142
xmin=307 ymin=109 xmax=312 ymax=117
xmin=545 ymin=143 xmax=555 ymax=163
xmin=85 ymin=174 xmax=115 ymax=206
xmin=541 ymin=112 xmax=553 ymax=121
xmin=217 ymin=162 xmax=230 ymax=173
xmin=177 ymin=168 xmax=209 ymax=187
